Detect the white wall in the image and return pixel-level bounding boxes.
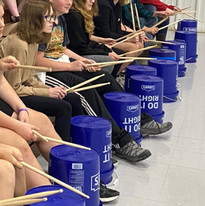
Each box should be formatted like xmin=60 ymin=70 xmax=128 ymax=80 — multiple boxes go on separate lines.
xmin=162 ymin=0 xmax=205 ymax=32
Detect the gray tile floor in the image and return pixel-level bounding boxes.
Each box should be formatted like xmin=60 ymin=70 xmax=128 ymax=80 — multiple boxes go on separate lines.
xmin=38 ymin=32 xmax=205 ymax=206
xmin=107 ymin=32 xmax=205 ymax=206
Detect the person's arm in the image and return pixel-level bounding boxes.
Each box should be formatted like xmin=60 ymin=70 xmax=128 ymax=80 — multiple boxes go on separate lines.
xmin=121 ymin=23 xmax=134 ymax=32
xmin=140 ymin=0 xmax=172 ymax=11
xmin=4 ymin=69 xmax=50 ymax=97
xmin=64 ymin=11 xmax=110 ymax=56
xmin=0 ymin=38 xmax=50 ymax=97
xmin=0 ymin=56 xmax=19 ymax=72
xmin=0 ymin=144 xmax=23 ymax=169
xmin=36 ymin=49 xmax=86 ymax=72
xmin=0 ymin=111 xmax=38 ymax=142
xmin=0 ymin=75 xmax=27 ymax=113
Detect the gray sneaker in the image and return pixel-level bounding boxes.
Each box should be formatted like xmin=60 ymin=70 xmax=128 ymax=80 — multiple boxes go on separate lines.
xmin=115 ymin=140 xmax=151 ymax=162
xmin=141 ymin=120 xmax=173 ymax=137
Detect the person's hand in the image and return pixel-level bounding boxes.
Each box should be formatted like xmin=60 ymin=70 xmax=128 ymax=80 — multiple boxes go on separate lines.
xmin=165 ymin=8 xmax=176 ymax=16
xmin=49 ymin=86 xmax=67 ymax=99
xmin=139 ymin=31 xmax=149 ymax=42
xmin=143 ymin=26 xmax=159 ymax=35
xmin=129 ymin=34 xmax=139 ymax=43
xmin=80 ymin=58 xmax=95 ymax=65
xmin=108 ymin=52 xmax=119 ymax=61
xmin=174 ymin=6 xmax=181 ymax=12
xmin=17 ymin=109 xmax=29 ymax=123
xmin=101 ymin=38 xmax=116 ymax=46
xmin=0 ymin=56 xmax=20 ymax=71
xmin=80 ymin=58 xmax=101 ymax=72
xmin=0 ymin=144 xmax=23 ymax=169
xmin=68 ymin=60 xmax=87 ymax=71
xmin=154 ymin=11 xmax=169 ymax=18
xmin=14 ymin=121 xmax=39 ymax=142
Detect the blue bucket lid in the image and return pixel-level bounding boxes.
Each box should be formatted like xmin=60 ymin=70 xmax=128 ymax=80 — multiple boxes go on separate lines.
xmin=130 ymin=74 xmax=163 ymax=83
xmin=181 ymin=19 xmax=197 ymax=25
xmin=104 ymin=92 xmax=139 ymax=102
xmin=71 ymin=115 xmax=110 ymax=129
xmin=126 ymin=65 xmax=156 ymax=72
xmin=149 ymin=59 xmax=178 ymax=66
xmin=149 ymin=48 xmax=176 ymax=57
xmin=50 ymin=145 xmax=99 ymax=162
xmin=25 ymin=185 xmax=85 ymax=206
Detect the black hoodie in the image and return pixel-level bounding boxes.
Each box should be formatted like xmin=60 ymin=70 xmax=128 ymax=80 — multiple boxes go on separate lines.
xmin=94 ymin=0 xmax=130 ymax=39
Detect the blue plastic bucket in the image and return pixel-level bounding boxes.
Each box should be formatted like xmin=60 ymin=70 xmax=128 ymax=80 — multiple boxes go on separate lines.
xmin=161 ymin=41 xmax=186 ymax=77
xmin=175 ymin=30 xmax=197 ymax=63
xmin=71 ymin=116 xmax=113 ymax=185
xmin=25 ymin=185 xmax=85 ymax=206
xmin=103 ymin=92 xmax=141 ymax=144
xmin=149 ymin=48 xmax=176 ymax=61
xmin=125 ymin=65 xmax=157 ymax=92
xmin=129 ymin=75 xmax=164 ymax=123
xmin=149 ymin=60 xmax=178 ymax=103
xmin=49 ymin=145 xmax=101 ymax=206
xmin=177 ymin=19 xmax=197 ymax=32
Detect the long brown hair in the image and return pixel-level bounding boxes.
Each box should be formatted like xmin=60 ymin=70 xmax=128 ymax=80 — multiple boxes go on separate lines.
xmin=14 ymin=0 xmax=55 ymax=44
xmin=71 ymin=0 xmax=98 ymax=37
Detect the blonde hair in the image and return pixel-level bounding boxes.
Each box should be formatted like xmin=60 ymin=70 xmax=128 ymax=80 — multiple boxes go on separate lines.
xmin=119 ymin=0 xmax=130 ymax=6
xmin=0 ymin=0 xmax=4 ymax=6
xmin=14 ymin=0 xmax=55 ymax=44
xmin=71 ymin=0 xmax=98 ymax=37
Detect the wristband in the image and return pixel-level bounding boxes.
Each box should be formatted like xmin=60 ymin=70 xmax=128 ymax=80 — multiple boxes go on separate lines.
xmin=18 ymin=108 xmax=29 ymax=115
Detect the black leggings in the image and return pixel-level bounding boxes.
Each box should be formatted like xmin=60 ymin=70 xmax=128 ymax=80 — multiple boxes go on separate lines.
xmin=21 ymin=94 xmax=83 ymax=142
xmin=0 ymin=99 xmax=13 ymax=116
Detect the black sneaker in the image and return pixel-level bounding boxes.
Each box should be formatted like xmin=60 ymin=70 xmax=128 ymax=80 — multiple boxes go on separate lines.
xmin=141 ymin=120 xmax=173 ymax=137
xmin=100 ymin=183 xmax=120 ymax=203
xmin=115 ymin=140 xmax=151 ymax=162
xmin=112 ymin=158 xmax=118 ymax=167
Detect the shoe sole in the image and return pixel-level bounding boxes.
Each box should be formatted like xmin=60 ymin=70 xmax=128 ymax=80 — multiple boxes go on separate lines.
xmin=115 ymin=150 xmax=151 ymax=162
xmin=100 ymin=195 xmax=119 ymax=203
xmin=141 ymin=124 xmax=173 ymax=136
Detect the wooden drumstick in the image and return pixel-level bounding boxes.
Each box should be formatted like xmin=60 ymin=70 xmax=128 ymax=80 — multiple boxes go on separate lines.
xmin=130 ymin=0 xmax=136 ymax=31
xmin=86 ymin=59 xmax=134 ymax=67
xmin=158 ymin=19 xmax=184 ymax=31
xmin=153 ymin=17 xmax=169 ymax=28
xmin=73 ymin=82 xmax=110 ymax=92
xmin=21 ymin=162 xmax=90 ymax=199
xmin=111 ymin=31 xmax=143 ymax=48
xmin=0 ymin=198 xmax=47 ymax=206
xmin=118 ymin=45 xmax=157 ymax=57
xmin=0 ymin=189 xmax=63 ymax=203
xmin=134 ymin=3 xmax=141 ymax=29
xmin=32 ymin=130 xmax=91 ymax=151
xmin=14 ymin=65 xmax=52 ymax=72
xmin=66 ymin=74 xmax=105 ymax=92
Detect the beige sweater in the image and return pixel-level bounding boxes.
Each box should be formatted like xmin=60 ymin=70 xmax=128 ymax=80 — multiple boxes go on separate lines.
xmin=0 ymin=34 xmax=49 ymax=97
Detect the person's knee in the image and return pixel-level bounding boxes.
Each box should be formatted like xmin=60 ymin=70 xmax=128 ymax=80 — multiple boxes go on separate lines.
xmin=15 ymin=137 xmax=32 ymax=155
xmin=0 ymin=160 xmax=15 ymax=177
xmin=58 ymin=101 xmax=72 ymax=116
xmin=35 ymin=111 xmax=55 ymax=129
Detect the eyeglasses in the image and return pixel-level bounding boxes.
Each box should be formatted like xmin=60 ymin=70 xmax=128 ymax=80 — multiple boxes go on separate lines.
xmin=43 ymin=15 xmax=56 ymax=22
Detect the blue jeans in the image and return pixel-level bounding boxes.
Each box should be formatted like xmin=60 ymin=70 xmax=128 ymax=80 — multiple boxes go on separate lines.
xmin=142 ymin=4 xmax=170 ymax=35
